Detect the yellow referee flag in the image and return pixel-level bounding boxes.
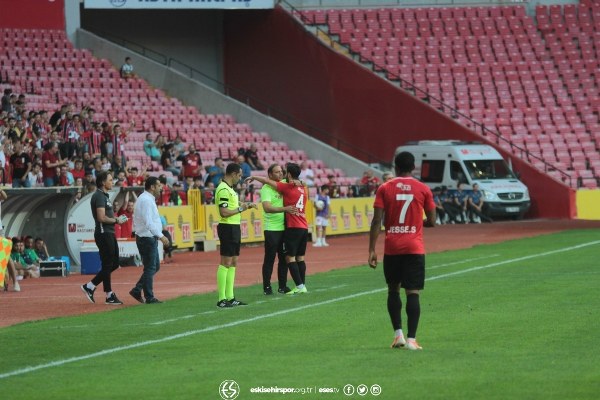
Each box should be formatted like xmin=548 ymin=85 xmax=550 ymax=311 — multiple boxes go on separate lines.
xmin=0 ymin=236 xmax=13 ymax=288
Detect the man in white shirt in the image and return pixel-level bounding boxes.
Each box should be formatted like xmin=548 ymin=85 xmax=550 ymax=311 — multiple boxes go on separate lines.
xmin=298 ymin=161 xmax=315 ymax=187
xmin=130 ymin=176 xmax=169 ymax=304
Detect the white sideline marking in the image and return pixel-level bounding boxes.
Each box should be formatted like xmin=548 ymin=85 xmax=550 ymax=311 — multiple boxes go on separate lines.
xmin=428 ymin=254 xmax=500 ymax=270
xmin=1 ymin=240 xmax=598 ymax=380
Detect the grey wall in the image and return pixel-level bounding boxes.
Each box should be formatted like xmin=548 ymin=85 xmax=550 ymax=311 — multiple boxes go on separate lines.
xmin=80 ymin=8 xmax=224 ymax=87
xmin=76 ymin=29 xmax=372 ymax=178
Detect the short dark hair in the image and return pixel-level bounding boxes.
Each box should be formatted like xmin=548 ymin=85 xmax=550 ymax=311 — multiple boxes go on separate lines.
xmin=267 ymin=163 xmax=280 ymax=174
xmin=226 ymin=162 xmax=241 ymax=175
xmin=394 ymin=151 xmax=415 ymax=174
xmin=286 ymin=163 xmax=301 ymax=179
xmin=320 ymin=184 xmax=329 ymax=192
xmin=145 ymin=176 xmax=160 ymax=190
xmin=96 ymin=171 xmax=111 ymax=187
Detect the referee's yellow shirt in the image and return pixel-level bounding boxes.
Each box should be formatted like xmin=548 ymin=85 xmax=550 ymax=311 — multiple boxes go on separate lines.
xmin=216 ymin=181 xmax=240 ymax=225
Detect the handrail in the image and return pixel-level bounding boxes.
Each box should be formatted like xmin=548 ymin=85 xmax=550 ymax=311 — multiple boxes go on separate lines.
xmin=282 ymin=1 xmax=573 ymax=188
xmin=83 ymin=26 xmax=384 ymax=165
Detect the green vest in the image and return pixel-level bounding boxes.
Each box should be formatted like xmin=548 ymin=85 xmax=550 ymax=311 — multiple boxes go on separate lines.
xmin=261 ymin=183 xmax=285 ymax=231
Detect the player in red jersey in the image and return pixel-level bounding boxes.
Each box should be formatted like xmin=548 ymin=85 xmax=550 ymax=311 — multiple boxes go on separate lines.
xmin=246 ymin=162 xmax=309 ymax=294
xmin=369 ymin=151 xmax=436 ymax=351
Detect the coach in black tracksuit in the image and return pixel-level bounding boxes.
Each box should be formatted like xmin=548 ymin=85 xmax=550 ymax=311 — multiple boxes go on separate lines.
xmin=80 ymin=171 xmax=127 ymax=305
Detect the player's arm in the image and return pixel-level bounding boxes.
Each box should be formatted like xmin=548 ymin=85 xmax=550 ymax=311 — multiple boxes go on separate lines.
xmin=96 ymin=206 xmax=124 ymax=225
xmin=262 ymin=201 xmax=297 ymax=214
xmin=424 ymin=207 xmax=436 ymax=228
xmin=245 ymin=175 xmax=278 ymax=189
xmin=368 ymin=207 xmax=384 ymax=269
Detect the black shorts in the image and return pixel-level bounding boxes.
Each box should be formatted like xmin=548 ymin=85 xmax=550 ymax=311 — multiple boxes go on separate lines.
xmin=284 ymin=228 xmax=308 ymax=258
xmin=218 ymin=223 xmax=241 ymax=257
xmin=383 ymin=254 xmax=425 ymax=290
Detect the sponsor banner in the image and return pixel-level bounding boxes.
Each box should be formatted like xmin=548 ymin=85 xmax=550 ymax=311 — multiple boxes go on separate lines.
xmin=84 ymin=0 xmax=275 ymax=10
xmin=158 ymin=205 xmax=195 ymax=248
xmin=204 ymin=205 xmax=264 ymax=243
xmin=325 ymin=198 xmax=375 ymax=236
xmin=576 ymin=189 xmax=600 ymax=220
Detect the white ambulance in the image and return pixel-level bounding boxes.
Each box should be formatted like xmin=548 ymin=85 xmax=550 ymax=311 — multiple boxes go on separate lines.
xmin=394 ymin=140 xmax=531 ymax=219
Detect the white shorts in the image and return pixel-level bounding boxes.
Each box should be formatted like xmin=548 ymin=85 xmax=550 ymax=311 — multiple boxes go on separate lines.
xmin=315 ymin=216 xmax=329 ymax=227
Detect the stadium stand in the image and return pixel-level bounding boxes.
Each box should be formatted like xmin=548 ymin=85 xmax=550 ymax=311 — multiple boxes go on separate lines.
xmin=0 ymin=27 xmax=359 ymax=195
xmin=299 ymin=3 xmax=600 ymax=189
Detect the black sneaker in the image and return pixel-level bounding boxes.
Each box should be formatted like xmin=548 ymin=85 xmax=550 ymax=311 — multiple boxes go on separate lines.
xmin=129 ymin=289 xmax=145 ymax=304
xmin=229 ymin=298 xmax=248 ymax=306
xmin=81 ymin=284 xmax=96 ymax=303
xmin=264 ymin=286 xmax=273 ymax=295
xmin=105 ymin=293 xmax=123 ymax=305
xmin=217 ymin=299 xmax=233 ymax=308
xmin=146 ymin=297 xmax=162 ymax=304
xmin=278 ymin=287 xmax=292 ymax=294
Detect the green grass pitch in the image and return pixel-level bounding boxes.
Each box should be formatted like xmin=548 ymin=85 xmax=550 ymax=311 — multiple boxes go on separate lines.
xmin=1 ymin=230 xmax=599 ymax=399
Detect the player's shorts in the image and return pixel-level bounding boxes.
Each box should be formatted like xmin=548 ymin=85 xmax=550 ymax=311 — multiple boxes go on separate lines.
xmin=284 ymin=228 xmax=308 ymax=257
xmin=218 ymin=223 xmax=241 ymax=257
xmin=315 ymin=216 xmax=329 ymax=227
xmin=383 ymin=254 xmax=425 ymax=290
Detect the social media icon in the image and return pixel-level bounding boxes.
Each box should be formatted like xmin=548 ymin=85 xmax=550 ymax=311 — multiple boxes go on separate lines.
xmin=357 ymin=384 xmax=368 ymax=396
xmin=343 ymin=384 xmax=355 ymax=396
xmin=371 ymin=384 xmax=382 ymax=396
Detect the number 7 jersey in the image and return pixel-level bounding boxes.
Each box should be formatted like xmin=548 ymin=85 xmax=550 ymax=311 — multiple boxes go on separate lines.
xmin=373 ymin=177 xmax=435 ymax=255
xmin=276 ymin=181 xmax=308 ymax=229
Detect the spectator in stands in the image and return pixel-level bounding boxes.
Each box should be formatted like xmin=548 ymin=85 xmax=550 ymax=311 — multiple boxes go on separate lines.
xmin=11 ymin=238 xmax=40 ymax=278
xmin=1 ymin=88 xmax=11 ymax=112
xmin=34 ymin=238 xmax=49 ymax=261
xmin=244 ymin=143 xmax=264 ymax=170
xmin=71 ymin=158 xmax=85 ymax=181
xmin=85 ymin=122 xmax=103 ymax=157
xmin=161 ymin=143 xmax=181 ymax=177
xmin=58 ymin=165 xmax=74 ymax=186
xmin=6 ymin=117 xmax=22 ymax=142
xmin=468 ymin=183 xmax=493 ymax=223
xmin=100 ymin=122 xmax=113 ymax=157
xmin=360 ymin=170 xmax=381 ymax=197
xmin=326 ymin=174 xmax=340 ymax=198
xmin=237 ymin=154 xmax=252 ymax=181
xmin=111 ymin=155 xmax=126 ymax=176
xmin=172 ymin=135 xmax=185 ymax=154
xmin=120 ymin=57 xmax=135 ymax=80
xmin=126 ymin=166 xmax=145 ymax=187
xmin=42 ymin=142 xmax=67 ymax=187
xmin=298 ymin=161 xmax=315 ymax=187
xmin=117 ymin=192 xmax=136 ymax=238
xmin=9 ymin=140 xmax=32 ymax=188
xmin=204 ymin=181 xmax=215 ymax=204
xmin=27 ymin=162 xmax=43 ymax=187
xmin=382 ymin=171 xmax=394 ymax=182
xmin=206 ymin=157 xmax=225 ymax=187
xmin=143 ymin=133 xmax=161 ymax=161
xmin=169 ymin=182 xmax=186 ymax=205
xmin=181 ymin=144 xmax=202 ymax=182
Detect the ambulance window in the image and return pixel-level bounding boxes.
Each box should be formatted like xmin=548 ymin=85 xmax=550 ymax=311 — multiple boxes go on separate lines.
xmin=450 ymin=161 xmax=468 ymax=184
xmin=421 ymin=160 xmax=444 ymax=183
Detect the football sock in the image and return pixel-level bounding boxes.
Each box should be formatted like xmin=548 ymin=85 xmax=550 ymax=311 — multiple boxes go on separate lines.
xmin=406 ymin=293 xmax=421 ymax=339
xmin=86 ymin=282 xmax=95 ymax=290
xmin=297 ymin=261 xmax=306 ymax=284
xmin=217 ymin=265 xmax=228 ymax=301
xmin=387 ymin=290 xmax=402 ymax=331
xmin=106 ymin=291 xmax=113 ymax=298
xmin=226 ymin=266 xmax=236 ymax=300
xmin=297 ymin=284 xmax=306 ymax=290
xmin=395 ymin=329 xmax=404 ymax=338
xmin=288 ymin=262 xmax=303 ymax=286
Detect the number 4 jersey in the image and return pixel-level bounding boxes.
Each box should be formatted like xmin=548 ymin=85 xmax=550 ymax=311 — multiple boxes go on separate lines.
xmin=373 ymin=176 xmax=435 ymax=255
xmin=276 ymin=181 xmax=308 ymax=229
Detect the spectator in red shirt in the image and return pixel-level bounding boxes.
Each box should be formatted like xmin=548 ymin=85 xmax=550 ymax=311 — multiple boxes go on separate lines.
xmin=126 ymin=166 xmax=145 ymax=187
xmin=181 ymin=144 xmax=203 ymax=181
xmin=360 ymin=170 xmax=381 ymax=197
xmin=42 ymin=142 xmax=67 ymax=187
xmin=71 ymin=159 xmax=85 ymax=181
xmin=117 ymin=192 xmax=136 ymax=238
